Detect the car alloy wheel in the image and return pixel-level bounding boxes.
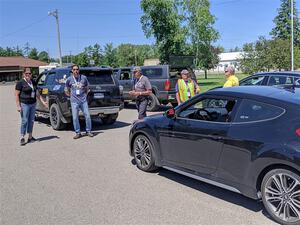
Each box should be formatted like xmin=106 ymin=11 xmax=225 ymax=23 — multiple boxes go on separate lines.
xmin=262 ymin=169 xmax=300 ymax=224
xmin=50 ymin=107 xmax=58 ymax=125
xmin=133 ymin=135 xmax=157 ymax=172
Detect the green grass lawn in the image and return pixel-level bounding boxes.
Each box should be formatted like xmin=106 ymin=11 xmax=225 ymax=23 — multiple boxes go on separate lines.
xmin=197 ymin=73 xmax=249 ymax=93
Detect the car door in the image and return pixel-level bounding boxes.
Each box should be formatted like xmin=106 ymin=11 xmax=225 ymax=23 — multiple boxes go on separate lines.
xmin=160 ymin=96 xmax=236 ymax=175
xmin=118 ymin=69 xmax=133 ymax=100
xmin=36 ymin=72 xmax=49 ymax=112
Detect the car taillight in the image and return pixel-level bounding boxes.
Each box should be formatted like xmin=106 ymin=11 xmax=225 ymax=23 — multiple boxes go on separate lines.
xmin=164 ymin=80 xmax=171 ymax=91
xmin=296 ymin=128 xmax=300 ymax=136
xmin=119 ymin=85 xmax=124 ymax=95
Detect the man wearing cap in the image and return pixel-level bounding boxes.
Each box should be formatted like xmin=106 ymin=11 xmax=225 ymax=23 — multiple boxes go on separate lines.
xmin=129 ymin=66 xmax=152 ymax=119
xmin=176 ymin=69 xmax=200 ymax=105
xmin=223 ymin=65 xmax=239 ymax=88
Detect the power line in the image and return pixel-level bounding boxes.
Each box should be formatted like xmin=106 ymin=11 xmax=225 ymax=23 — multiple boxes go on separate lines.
xmin=63 ymin=12 xmax=142 ymax=16
xmin=0 ymin=16 xmax=48 ymax=39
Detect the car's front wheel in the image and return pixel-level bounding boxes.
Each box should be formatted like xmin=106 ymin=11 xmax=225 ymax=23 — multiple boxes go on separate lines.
xmin=133 ymin=134 xmax=158 ymax=172
xmin=49 ymin=103 xmax=66 ymax=130
xmin=261 ymin=168 xmax=300 ymax=225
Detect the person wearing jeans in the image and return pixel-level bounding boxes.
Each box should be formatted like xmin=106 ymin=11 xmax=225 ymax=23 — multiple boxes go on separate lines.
xmin=65 ymin=64 xmax=93 ymax=139
xmin=15 ymin=67 xmax=48 ymax=146
xmin=70 ymin=101 xmax=92 ymax=135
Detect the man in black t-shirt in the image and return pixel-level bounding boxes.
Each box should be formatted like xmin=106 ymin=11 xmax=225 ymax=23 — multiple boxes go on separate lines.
xmin=15 ymin=67 xmax=48 ymax=146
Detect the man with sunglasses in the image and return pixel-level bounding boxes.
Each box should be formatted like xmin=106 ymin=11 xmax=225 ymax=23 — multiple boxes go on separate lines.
xmin=65 ymin=64 xmax=93 ymax=139
xmin=223 ymin=65 xmax=239 ymax=88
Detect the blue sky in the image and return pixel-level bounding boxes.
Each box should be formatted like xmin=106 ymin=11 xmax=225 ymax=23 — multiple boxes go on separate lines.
xmin=0 ymin=0 xmax=299 ymax=58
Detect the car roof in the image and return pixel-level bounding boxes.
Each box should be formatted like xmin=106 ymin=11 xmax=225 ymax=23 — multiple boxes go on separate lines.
xmin=207 ymin=86 xmax=300 ymax=105
xmin=51 ymin=67 xmax=113 ymax=72
xmin=253 ymin=71 xmax=300 ymax=77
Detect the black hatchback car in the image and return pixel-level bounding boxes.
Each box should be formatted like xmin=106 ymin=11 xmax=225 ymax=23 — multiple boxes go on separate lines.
xmin=129 ymin=86 xmax=300 ymax=225
xmin=35 ymin=67 xmax=123 ymax=130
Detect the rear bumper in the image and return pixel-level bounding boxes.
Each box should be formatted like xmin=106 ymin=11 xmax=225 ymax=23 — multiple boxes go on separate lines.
xmin=157 ymin=91 xmax=177 ymax=103
xmin=80 ymin=105 xmax=123 ymax=116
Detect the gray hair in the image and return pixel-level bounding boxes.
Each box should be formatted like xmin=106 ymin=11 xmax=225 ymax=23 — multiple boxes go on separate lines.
xmin=225 ymin=65 xmax=235 ymax=74
xmin=132 ymin=66 xmax=141 ymax=72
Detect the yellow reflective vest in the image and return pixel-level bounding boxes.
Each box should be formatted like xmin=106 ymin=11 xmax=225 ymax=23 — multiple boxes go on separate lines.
xmin=178 ymin=79 xmax=195 ymax=102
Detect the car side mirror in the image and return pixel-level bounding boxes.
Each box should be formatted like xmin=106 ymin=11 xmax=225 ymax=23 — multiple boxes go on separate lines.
xmin=165 ymin=108 xmax=176 ymax=119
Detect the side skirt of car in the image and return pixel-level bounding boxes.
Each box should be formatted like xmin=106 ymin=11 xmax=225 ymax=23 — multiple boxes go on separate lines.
xmin=163 ymin=166 xmax=241 ymax=195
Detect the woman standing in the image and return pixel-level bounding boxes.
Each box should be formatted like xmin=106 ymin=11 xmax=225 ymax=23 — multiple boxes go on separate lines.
xmin=15 ymin=67 xmax=48 ymax=146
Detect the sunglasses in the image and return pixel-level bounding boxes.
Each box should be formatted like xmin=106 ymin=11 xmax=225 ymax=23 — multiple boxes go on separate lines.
xmin=72 ymin=68 xmax=79 ymax=71
xmin=225 ymin=70 xmax=228 ymax=73
xmin=25 ymin=72 xmax=32 ymax=75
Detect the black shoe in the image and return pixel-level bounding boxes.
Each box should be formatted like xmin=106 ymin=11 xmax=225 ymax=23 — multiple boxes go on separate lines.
xmin=27 ymin=137 xmax=37 ymax=143
xmin=86 ymin=132 xmax=94 ymax=137
xmin=20 ymin=138 xmax=26 ymax=146
xmin=73 ymin=133 xmax=82 ymax=139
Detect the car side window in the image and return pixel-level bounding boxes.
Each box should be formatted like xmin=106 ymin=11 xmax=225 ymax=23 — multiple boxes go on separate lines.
xmin=268 ymin=76 xmax=293 ymax=86
xmin=240 ymin=76 xmax=265 ymax=86
xmin=37 ymin=73 xmax=47 ymax=86
xmin=233 ymin=99 xmax=284 ymax=123
xmin=178 ymin=98 xmax=236 ymax=122
xmin=120 ymin=71 xmax=131 ymax=80
xmin=55 ymin=71 xmax=69 ymax=84
xmin=45 ymin=72 xmax=56 ymax=85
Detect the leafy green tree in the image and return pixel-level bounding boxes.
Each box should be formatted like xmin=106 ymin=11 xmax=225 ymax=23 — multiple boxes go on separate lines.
xmin=270 ymin=0 xmax=300 ymax=46
xmin=84 ymin=43 xmax=103 ymax=66
xmin=73 ymin=52 xmax=89 ymax=67
xmin=183 ymin=0 xmax=219 ymax=78
xmin=141 ymin=0 xmax=187 ymax=63
xmin=0 ymin=46 xmax=23 ymax=56
xmin=116 ymin=44 xmax=136 ymax=66
xmin=28 ymin=48 xmax=39 ymax=60
xmin=38 ymin=51 xmax=49 ymax=62
xmin=102 ymin=43 xmax=118 ymax=67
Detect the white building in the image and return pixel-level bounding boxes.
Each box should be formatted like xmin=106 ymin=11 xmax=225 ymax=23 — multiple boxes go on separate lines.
xmin=214 ymin=51 xmax=243 ymax=73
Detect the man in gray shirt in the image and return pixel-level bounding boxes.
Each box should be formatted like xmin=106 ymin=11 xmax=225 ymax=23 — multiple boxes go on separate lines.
xmin=129 ymin=66 xmax=152 ymax=119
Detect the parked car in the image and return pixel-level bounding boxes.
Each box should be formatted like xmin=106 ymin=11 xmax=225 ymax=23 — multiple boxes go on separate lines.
xmin=129 ymin=85 xmax=300 ymax=225
xmin=113 ymin=65 xmax=197 ymax=111
xmin=240 ymin=71 xmax=300 ymax=86
xmin=35 ymin=67 xmax=124 ymax=130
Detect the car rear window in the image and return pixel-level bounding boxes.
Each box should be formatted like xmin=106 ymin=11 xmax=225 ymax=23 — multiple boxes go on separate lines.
xmin=80 ymin=70 xmax=114 ymax=85
xmin=141 ymin=68 xmax=164 ymax=79
xmin=233 ymin=99 xmax=284 ymax=123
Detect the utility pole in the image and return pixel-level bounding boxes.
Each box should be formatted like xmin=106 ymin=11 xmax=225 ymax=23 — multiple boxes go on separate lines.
xmin=291 ymin=0 xmax=294 ymax=71
xmin=48 ymin=9 xmax=63 ymax=67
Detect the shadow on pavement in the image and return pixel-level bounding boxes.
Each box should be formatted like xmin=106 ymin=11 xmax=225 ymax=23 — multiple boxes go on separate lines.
xmin=35 ymin=117 xmax=131 ymax=132
xmin=157 ymin=168 xmax=263 ymax=213
xmin=36 ymin=135 xmax=60 ymax=142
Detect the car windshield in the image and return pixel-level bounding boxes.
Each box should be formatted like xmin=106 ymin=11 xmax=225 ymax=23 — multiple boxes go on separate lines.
xmin=80 ymin=70 xmax=114 ymax=85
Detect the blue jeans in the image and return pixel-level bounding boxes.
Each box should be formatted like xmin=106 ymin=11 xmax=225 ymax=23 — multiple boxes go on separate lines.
xmin=71 ymin=101 xmax=92 ymax=134
xmin=20 ymin=103 xmax=36 ymax=136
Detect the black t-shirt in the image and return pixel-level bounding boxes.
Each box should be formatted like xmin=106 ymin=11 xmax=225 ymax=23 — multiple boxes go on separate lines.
xmin=15 ymin=79 xmax=37 ymax=104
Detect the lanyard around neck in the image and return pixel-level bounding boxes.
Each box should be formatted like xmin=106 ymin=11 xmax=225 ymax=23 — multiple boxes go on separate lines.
xmin=24 ymin=78 xmax=33 ymax=90
xmin=73 ymin=75 xmax=81 ymax=84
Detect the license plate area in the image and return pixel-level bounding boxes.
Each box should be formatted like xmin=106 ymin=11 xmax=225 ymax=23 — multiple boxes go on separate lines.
xmin=94 ymin=93 xmax=104 ymax=99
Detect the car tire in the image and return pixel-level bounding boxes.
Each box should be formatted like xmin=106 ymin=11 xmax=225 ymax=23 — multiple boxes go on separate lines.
xmin=133 ymin=134 xmax=158 ymax=172
xmin=261 ymin=168 xmax=300 ymax=225
xmin=147 ymin=93 xmax=159 ymax=112
xmin=49 ymin=103 xmax=66 ymax=130
xmin=101 ymin=113 xmax=118 ymax=125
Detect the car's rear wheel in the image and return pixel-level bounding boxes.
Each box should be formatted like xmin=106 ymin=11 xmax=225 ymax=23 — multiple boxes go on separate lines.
xmin=101 ymin=113 xmax=118 ymax=125
xmin=133 ymin=134 xmax=157 ymax=172
xmin=49 ymin=103 xmax=66 ymax=130
xmin=147 ymin=93 xmax=159 ymax=111
xmin=261 ymin=168 xmax=300 ymax=225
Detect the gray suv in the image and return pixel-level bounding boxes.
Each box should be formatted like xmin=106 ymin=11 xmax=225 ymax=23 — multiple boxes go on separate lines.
xmin=113 ymin=65 xmax=197 ymax=111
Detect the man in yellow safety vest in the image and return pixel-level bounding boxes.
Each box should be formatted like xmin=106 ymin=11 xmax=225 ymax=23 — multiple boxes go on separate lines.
xmin=223 ymin=65 xmax=239 ymax=88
